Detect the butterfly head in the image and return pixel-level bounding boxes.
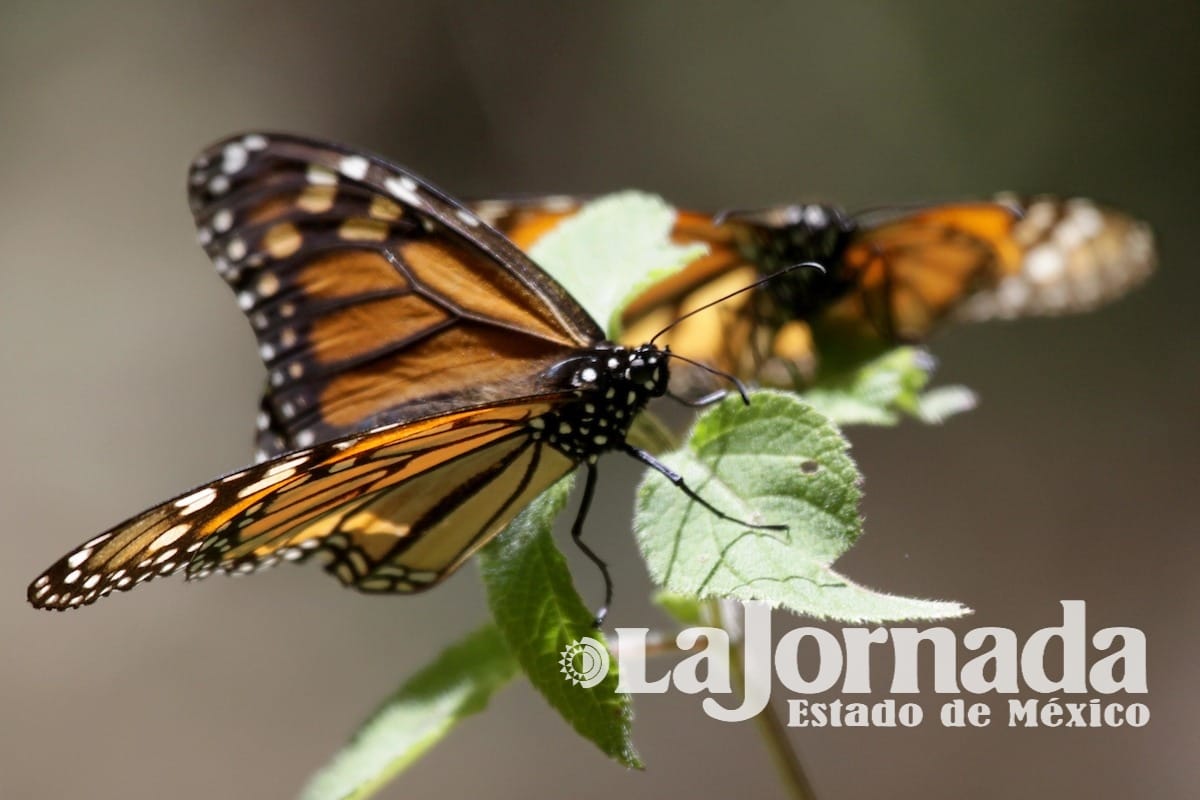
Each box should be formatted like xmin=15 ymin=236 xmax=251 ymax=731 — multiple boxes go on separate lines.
xmin=721 ymin=202 xmax=844 ymax=231
xmin=563 ymin=344 xmax=669 ymax=399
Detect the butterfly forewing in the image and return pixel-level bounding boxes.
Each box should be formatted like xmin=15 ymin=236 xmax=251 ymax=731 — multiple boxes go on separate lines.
xmin=28 ymin=400 xmax=575 ymax=610
xmin=188 ymin=134 xmax=602 ymax=458
xmin=951 ymin=194 xmax=1156 ymax=322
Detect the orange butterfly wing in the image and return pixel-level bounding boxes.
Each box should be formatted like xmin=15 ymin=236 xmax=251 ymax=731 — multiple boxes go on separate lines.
xmin=818 ymin=202 xmax=1023 ymax=343
xmin=188 ymin=135 xmax=603 ymax=459
xmin=28 ymin=399 xmax=576 ymax=610
xmin=474 ymin=194 xmax=1155 ymax=383
xmin=471 ymin=199 xmax=763 ymax=381
xmin=952 ymin=194 xmax=1155 ymax=322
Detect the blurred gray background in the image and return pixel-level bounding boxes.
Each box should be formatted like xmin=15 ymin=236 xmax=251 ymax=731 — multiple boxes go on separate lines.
xmin=3 ymin=2 xmax=1196 ymax=798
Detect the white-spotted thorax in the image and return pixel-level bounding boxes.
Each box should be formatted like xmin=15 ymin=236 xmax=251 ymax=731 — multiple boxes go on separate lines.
xmin=531 ymin=344 xmax=669 ymax=463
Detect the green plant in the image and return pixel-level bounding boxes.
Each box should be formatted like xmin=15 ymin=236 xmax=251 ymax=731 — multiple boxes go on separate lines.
xmin=300 ymin=193 xmax=974 ymax=800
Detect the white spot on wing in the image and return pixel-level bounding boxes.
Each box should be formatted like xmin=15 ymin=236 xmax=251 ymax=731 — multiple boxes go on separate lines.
xmin=153 ymin=547 xmax=179 ymax=565
xmin=1025 ymin=244 xmax=1064 ymax=283
xmin=237 ymin=469 xmax=294 ymax=499
xmin=227 ymin=237 xmax=247 ymax=261
xmin=384 ymin=175 xmax=422 ymax=206
xmin=149 ymin=524 xmax=190 ymax=554
xmin=338 ymin=155 xmax=369 ymax=181
xmin=175 ymin=487 xmax=217 ymax=515
xmin=83 ymin=533 xmax=113 ymax=548
xmin=268 ymin=454 xmax=310 ymax=475
xmin=222 ymin=143 xmax=248 ymax=174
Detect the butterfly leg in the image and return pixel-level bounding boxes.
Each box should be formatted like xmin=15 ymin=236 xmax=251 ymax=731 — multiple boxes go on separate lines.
xmin=667 ymin=389 xmax=728 ymax=408
xmin=622 ymin=444 xmax=787 ymax=533
xmin=570 ymin=462 xmax=614 ymax=628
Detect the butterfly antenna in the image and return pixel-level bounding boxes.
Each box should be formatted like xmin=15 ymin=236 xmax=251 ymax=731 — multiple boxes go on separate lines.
xmin=648 ymin=261 xmax=826 ymax=345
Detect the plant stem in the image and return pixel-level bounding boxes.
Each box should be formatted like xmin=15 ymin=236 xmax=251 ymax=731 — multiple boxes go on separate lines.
xmin=711 ymin=600 xmax=817 ymax=800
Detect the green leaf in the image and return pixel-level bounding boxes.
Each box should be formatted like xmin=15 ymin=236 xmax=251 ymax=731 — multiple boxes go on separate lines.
xmin=479 ymin=477 xmax=642 ymax=769
xmin=528 ymin=191 xmax=708 ymax=337
xmin=802 ymin=347 xmax=976 ymax=426
xmin=635 ymin=391 xmax=969 ymax=622
xmin=300 ymin=624 xmax=519 ymax=800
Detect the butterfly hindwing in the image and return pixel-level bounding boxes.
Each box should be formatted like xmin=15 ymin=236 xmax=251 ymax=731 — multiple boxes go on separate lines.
xmin=821 ymin=202 xmax=1024 ymax=342
xmin=28 ymin=399 xmax=575 ymax=610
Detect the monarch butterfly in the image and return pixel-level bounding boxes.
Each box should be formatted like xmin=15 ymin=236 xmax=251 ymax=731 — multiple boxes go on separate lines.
xmin=470 ymin=193 xmax=1155 ymax=385
xmin=26 ymin=133 xmax=781 ymax=618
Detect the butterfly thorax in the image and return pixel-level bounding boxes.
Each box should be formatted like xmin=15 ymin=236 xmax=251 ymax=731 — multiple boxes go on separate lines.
xmin=720 ymin=204 xmax=856 ymax=322
xmin=530 ymin=344 xmax=667 ymax=463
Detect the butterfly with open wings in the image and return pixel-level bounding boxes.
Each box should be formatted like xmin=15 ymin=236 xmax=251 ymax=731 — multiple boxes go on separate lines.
xmin=471 ymin=192 xmax=1155 ymax=385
